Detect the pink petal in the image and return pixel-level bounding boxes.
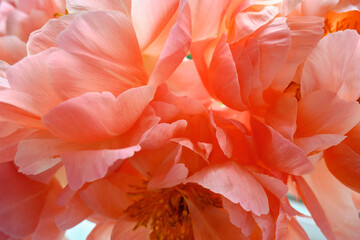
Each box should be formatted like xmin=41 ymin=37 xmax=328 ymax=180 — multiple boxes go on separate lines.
xmin=55 ymin=193 xmax=92 ymax=231
xmin=112 ymin=215 xmax=146 ymax=240
xmin=251 ymin=172 xmax=288 ymax=199
xmin=148 ymin=146 xmax=188 ymax=188
xmin=279 ymin=0 xmax=303 ymax=15
xmin=294 ymin=134 xmax=346 ymax=155
xmin=87 ymin=221 xmax=115 ymax=240
xmin=301 ymin=30 xmax=360 ymax=101
xmin=271 ymin=16 xmax=324 ymax=91
xmin=166 ymin=60 xmax=211 ymax=105
xmin=0 ymin=36 xmax=26 ymax=64
xmin=43 ymin=87 xmax=154 ymax=143
xmin=187 ymin=161 xmax=269 ymax=216
xmin=31 ymin=180 xmax=65 ymax=240
xmin=301 ymin=0 xmax=339 ymax=16
xmin=296 ymin=90 xmax=360 ymax=137
xmin=6 ymin=48 xmax=62 ymax=115
xmin=251 ymin=117 xmax=313 ymax=175
xmin=324 ymin=142 xmax=360 ymax=193
xmin=148 ymin=0 xmax=191 ymax=86
xmin=66 ymin=0 xmax=131 ymax=15
xmin=0 ymin=162 xmax=49 ymax=239
xmin=140 ymin=120 xmax=187 ymax=149
xmin=56 ymin=11 xmax=148 ymax=91
xmin=209 ymin=111 xmax=233 ymax=158
xmin=62 ymin=146 xmax=141 ymax=190
xmin=230 ymin=6 xmax=278 ymax=42
xmin=222 ymin=197 xmax=255 ymax=236
xmin=27 ymin=14 xmax=76 ymax=55
xmin=186 ymin=194 xmax=246 ymax=240
xmin=190 ymin=0 xmax=231 ymax=41
xmin=296 ymin=160 xmax=360 ymax=240
xmin=265 ymin=93 xmax=297 ymax=140
xmin=131 ymin=0 xmax=179 ymax=50
xmin=79 ymin=178 xmax=132 ymax=219
xmin=253 ymin=213 xmax=275 ymax=240
xmin=208 ymin=35 xmax=246 ymax=111
xmin=15 ymin=139 xmax=71 ymax=175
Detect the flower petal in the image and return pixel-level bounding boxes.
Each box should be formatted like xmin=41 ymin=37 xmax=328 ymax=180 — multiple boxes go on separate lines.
xmin=301 ymin=30 xmax=360 ymax=101
xmin=62 ymin=146 xmax=141 ymax=190
xmin=187 ymin=161 xmax=269 ymax=216
xmin=43 ymin=87 xmax=154 ymax=143
xmin=296 ymin=90 xmax=360 ymax=137
xmin=324 ymin=142 xmax=360 ymax=193
xmin=251 ymin=117 xmax=313 ymax=175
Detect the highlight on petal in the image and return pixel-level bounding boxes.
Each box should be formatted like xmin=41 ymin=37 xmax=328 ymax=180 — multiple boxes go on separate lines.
xmin=187 ymin=161 xmax=269 ymax=216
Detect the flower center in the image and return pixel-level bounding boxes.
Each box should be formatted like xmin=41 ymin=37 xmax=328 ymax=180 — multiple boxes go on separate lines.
xmin=324 ymin=11 xmax=360 ymax=36
xmin=125 ymin=183 xmax=222 ymax=240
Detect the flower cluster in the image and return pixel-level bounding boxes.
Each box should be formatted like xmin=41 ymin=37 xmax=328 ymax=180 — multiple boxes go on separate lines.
xmin=0 ymin=0 xmax=360 ymax=239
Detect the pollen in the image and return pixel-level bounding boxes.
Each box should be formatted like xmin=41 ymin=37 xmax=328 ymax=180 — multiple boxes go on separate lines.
xmin=324 ymin=11 xmax=360 ymax=36
xmin=125 ymin=183 xmax=222 ymax=240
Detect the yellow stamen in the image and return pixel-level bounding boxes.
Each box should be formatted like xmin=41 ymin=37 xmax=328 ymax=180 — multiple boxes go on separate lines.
xmin=126 ymin=183 xmax=222 ymax=240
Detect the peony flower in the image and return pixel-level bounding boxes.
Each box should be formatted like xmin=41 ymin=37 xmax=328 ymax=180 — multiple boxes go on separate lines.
xmin=0 ymin=0 xmax=359 ymax=239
